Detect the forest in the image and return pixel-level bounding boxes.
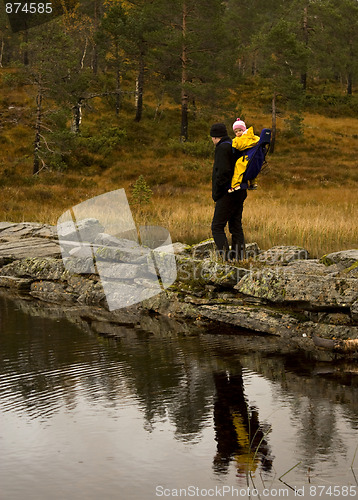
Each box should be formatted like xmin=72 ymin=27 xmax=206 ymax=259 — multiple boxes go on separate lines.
xmin=0 ymin=0 xmax=357 ymax=256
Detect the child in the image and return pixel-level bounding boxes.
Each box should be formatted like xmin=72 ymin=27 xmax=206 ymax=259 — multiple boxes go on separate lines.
xmin=229 ymin=118 xmax=260 ymax=192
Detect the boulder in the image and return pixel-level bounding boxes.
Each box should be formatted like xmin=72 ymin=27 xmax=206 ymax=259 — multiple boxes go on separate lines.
xmin=57 ymin=218 xmax=104 ymax=242
xmin=320 ymin=249 xmax=358 ymax=269
xmin=63 ymin=255 xmax=97 ymax=274
xmin=94 ymin=233 xmax=136 ymax=248
xmin=0 ymin=257 xmax=67 ymax=281
xmin=0 ymin=276 xmax=32 ymax=291
xmin=191 ymin=239 xmax=216 ymax=259
xmin=68 ymin=243 xmax=94 ymax=259
xmin=96 ymin=261 xmax=146 ymax=280
xmin=190 ymin=239 xmax=260 ymax=260
xmin=31 ymin=281 xmax=77 ymax=304
xmin=245 ymin=242 xmax=261 ymax=258
xmin=94 ymin=240 xmax=149 ymax=263
xmin=235 ymin=268 xmax=358 ymax=308
xmin=158 ymin=242 xmax=190 ymax=255
xmin=351 ymin=301 xmax=358 ymax=322
xmin=256 ymin=245 xmax=310 ymax=264
xmin=345 ymin=263 xmax=358 ymax=278
xmin=141 ymin=289 xmax=198 ymax=318
xmin=175 ymin=255 xmax=244 ymax=286
xmin=282 ymin=259 xmax=339 ymax=275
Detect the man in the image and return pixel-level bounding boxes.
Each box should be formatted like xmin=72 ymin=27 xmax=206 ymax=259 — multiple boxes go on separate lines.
xmin=210 ymin=122 xmax=247 ymax=261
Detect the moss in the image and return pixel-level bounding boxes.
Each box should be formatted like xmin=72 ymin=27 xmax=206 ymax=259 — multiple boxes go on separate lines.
xmin=197 ymin=238 xmax=214 ymax=244
xmin=95 ymin=246 xmax=122 ymax=260
xmin=320 ymin=254 xmax=335 ymax=266
xmin=344 ymin=260 xmax=358 ymax=274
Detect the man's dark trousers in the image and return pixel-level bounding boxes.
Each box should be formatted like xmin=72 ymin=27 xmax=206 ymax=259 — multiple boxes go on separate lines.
xmin=211 ymin=189 xmax=247 ymax=261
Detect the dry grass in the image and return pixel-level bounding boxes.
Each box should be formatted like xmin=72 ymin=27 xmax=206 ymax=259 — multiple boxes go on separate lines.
xmin=0 ymin=76 xmax=357 ymax=258
xmin=128 ymin=185 xmax=356 ymax=258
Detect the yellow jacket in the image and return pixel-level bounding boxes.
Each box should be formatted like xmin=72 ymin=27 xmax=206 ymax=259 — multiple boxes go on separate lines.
xmin=231 ymin=127 xmax=260 ymax=188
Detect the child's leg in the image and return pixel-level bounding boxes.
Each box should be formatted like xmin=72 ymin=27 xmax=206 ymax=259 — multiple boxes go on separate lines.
xmin=248 ymin=177 xmax=258 ymax=189
xmin=230 ymin=159 xmax=246 ymax=191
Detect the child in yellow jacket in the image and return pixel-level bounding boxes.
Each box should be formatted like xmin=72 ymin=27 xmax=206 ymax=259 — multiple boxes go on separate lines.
xmin=229 ymin=118 xmax=260 ymax=192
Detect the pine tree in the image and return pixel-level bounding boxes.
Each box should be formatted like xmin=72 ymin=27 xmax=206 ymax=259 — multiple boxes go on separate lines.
xmin=151 ymin=0 xmax=229 ymax=141
xmin=256 ymin=19 xmax=307 ymax=152
xmin=312 ymin=0 xmax=358 ymax=95
xmin=97 ymin=2 xmax=127 ymax=115
xmin=24 ymin=19 xmax=92 ymax=172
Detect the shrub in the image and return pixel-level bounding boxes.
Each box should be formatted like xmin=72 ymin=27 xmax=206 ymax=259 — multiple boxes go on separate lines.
xmin=282 ymin=114 xmax=304 ymax=138
xmin=131 ymin=175 xmax=153 ymax=205
xmin=76 ymin=127 xmax=126 ymax=155
xmin=168 ymin=138 xmax=212 ymax=158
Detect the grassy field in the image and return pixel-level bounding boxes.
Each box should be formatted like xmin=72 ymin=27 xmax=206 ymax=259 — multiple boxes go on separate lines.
xmin=0 ymin=73 xmax=357 ymax=258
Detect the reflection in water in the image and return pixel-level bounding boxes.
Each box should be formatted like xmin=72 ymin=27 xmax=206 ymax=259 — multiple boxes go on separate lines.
xmin=213 ymin=370 xmax=272 ymax=476
xmin=0 ymin=293 xmax=358 ymax=499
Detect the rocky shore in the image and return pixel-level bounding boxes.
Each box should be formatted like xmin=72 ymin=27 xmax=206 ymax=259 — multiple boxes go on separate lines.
xmin=0 ymin=220 xmax=357 ymax=360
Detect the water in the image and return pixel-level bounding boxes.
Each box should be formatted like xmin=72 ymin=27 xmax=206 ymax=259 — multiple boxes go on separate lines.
xmin=0 ymin=293 xmax=357 ymax=500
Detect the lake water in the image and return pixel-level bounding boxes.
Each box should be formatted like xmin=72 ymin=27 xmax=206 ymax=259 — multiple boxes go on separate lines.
xmin=0 ymin=293 xmax=357 ymax=500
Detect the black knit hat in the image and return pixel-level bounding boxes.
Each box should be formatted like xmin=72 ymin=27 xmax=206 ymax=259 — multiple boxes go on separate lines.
xmin=210 ymin=123 xmax=228 ymax=137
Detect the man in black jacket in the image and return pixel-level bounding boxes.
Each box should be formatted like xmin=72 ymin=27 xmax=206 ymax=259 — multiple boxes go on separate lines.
xmin=210 ymin=123 xmax=247 ymax=261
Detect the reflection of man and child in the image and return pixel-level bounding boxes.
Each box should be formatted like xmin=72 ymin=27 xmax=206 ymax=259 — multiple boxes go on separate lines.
xmin=212 ymin=370 xmax=273 ymax=477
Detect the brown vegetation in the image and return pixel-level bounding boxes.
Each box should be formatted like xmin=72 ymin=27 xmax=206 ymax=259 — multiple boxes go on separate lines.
xmin=0 ymin=72 xmax=357 ymax=258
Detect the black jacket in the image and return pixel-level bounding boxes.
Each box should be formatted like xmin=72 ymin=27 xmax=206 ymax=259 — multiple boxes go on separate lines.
xmin=211 ymin=136 xmax=234 ymax=202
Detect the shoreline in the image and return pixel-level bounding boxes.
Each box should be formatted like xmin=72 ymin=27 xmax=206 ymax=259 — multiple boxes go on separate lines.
xmin=0 ymin=221 xmax=357 ymax=360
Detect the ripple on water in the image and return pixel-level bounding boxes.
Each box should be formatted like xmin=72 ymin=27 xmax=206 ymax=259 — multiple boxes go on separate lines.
xmin=1 ymin=295 xmax=358 ymax=500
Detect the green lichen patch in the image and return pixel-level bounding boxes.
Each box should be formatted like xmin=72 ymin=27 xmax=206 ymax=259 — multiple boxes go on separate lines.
xmin=320 ymin=254 xmax=335 ymax=266
xmin=344 ymin=260 xmax=358 ymax=273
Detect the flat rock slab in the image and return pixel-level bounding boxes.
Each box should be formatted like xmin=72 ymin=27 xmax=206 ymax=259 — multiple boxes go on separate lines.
xmin=0 ymin=276 xmax=32 ymax=290
xmin=198 ymin=303 xmax=300 ymax=336
xmin=0 ymin=222 xmax=18 ymax=231
xmin=0 ymin=222 xmax=57 ymax=240
xmin=198 ymin=303 xmax=358 ymax=341
xmin=0 ymin=237 xmax=61 ymax=259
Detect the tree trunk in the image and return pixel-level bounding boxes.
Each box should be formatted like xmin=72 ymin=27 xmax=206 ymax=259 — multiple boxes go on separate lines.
xmin=180 ymin=1 xmax=188 ymax=142
xmin=181 ymin=94 xmax=188 ymax=141
xmin=115 ymin=41 xmax=121 ymax=115
xmin=0 ymin=37 xmax=4 ymax=68
xmin=154 ymin=92 xmax=163 ymax=121
xmin=347 ymin=73 xmax=353 ymax=95
xmin=270 ymin=92 xmax=277 ymax=154
xmin=300 ymin=5 xmax=308 ymax=90
xmin=251 ymin=55 xmax=257 ymax=76
xmin=135 ymin=51 xmax=144 ymax=122
xmin=80 ymin=37 xmax=88 ymax=70
xmin=347 ymin=40 xmax=353 ymax=95
xmin=33 ymin=90 xmax=43 ymax=175
xmin=192 ymin=98 xmax=197 ymax=121
xmin=23 ymin=27 xmax=29 ymax=66
xmin=91 ymin=0 xmax=100 ymax=74
xmin=71 ymin=99 xmax=83 ymax=134
xmin=300 ymin=73 xmax=307 ymax=90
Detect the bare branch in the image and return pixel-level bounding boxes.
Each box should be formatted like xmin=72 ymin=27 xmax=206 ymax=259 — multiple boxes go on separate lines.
xmin=39 ymin=134 xmax=56 ymax=153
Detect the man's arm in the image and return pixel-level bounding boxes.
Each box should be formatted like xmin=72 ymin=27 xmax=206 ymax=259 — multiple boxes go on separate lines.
xmin=216 ymin=144 xmax=233 ymax=190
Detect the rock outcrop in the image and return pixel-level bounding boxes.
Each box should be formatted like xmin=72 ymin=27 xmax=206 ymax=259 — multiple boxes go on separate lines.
xmin=0 ymin=220 xmax=357 ymax=359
